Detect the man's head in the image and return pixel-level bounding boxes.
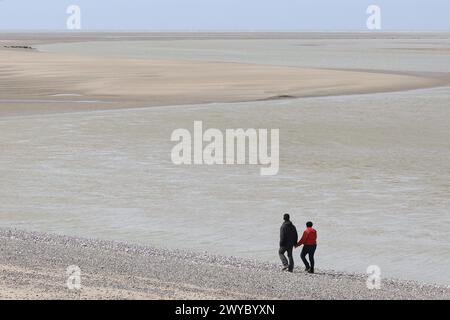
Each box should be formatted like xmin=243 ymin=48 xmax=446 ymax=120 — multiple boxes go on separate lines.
xmin=306 ymin=221 xmax=313 ymax=228
xmin=283 ymin=213 xmax=290 ymax=221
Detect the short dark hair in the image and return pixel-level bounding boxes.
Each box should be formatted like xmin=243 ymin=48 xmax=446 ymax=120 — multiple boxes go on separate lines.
xmin=283 ymin=213 xmax=290 ymax=221
xmin=306 ymin=221 xmax=313 ymax=228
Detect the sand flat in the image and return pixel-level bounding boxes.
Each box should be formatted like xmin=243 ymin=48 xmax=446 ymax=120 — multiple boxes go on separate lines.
xmin=0 ymin=43 xmax=446 ymax=116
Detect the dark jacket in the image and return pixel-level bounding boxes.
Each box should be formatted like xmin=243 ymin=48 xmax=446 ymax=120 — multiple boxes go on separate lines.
xmin=280 ymin=221 xmax=298 ymax=248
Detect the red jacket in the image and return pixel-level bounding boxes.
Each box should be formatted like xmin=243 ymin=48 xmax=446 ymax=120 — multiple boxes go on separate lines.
xmin=297 ymin=227 xmax=317 ymax=246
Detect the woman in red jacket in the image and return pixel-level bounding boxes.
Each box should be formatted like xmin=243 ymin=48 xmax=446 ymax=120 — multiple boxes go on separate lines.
xmin=295 ymin=221 xmax=317 ymax=273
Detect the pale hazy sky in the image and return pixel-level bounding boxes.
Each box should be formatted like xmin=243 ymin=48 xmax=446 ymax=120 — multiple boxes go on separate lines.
xmin=0 ymin=0 xmax=449 ymax=31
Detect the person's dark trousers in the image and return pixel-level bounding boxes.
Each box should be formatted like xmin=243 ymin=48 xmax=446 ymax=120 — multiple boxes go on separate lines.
xmin=300 ymin=244 xmax=317 ymax=270
xmin=279 ymin=246 xmax=294 ymax=271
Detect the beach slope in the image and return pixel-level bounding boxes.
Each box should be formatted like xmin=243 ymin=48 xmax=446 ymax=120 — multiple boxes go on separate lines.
xmin=0 ymin=229 xmax=448 ymax=300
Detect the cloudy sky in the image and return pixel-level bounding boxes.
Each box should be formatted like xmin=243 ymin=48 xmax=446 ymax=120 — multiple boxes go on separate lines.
xmin=0 ymin=0 xmax=449 ymax=31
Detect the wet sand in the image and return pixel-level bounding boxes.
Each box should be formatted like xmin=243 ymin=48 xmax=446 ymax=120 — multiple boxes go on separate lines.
xmin=0 ymin=33 xmax=447 ymax=117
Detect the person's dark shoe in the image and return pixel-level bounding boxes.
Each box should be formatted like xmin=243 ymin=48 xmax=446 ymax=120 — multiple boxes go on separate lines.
xmin=308 ymin=268 xmax=315 ymax=274
xmin=304 ymin=267 xmax=310 ymax=272
xmin=282 ymin=267 xmax=289 ymax=271
xmin=287 ymin=269 xmax=294 ymax=273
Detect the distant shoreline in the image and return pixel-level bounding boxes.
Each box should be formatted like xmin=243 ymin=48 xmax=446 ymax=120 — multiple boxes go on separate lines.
xmin=0 ymin=228 xmax=448 ymax=300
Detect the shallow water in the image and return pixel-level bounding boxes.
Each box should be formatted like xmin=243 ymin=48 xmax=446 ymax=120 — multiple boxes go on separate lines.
xmin=2 ymin=37 xmax=450 ymax=285
xmin=39 ymin=36 xmax=450 ymax=72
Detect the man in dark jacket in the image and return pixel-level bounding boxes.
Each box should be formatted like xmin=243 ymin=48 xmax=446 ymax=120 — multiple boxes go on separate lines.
xmin=279 ymin=213 xmax=298 ymax=272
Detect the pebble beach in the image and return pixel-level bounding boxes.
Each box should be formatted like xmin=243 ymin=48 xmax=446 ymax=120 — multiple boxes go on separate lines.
xmin=1 ymin=228 xmax=448 ymax=300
